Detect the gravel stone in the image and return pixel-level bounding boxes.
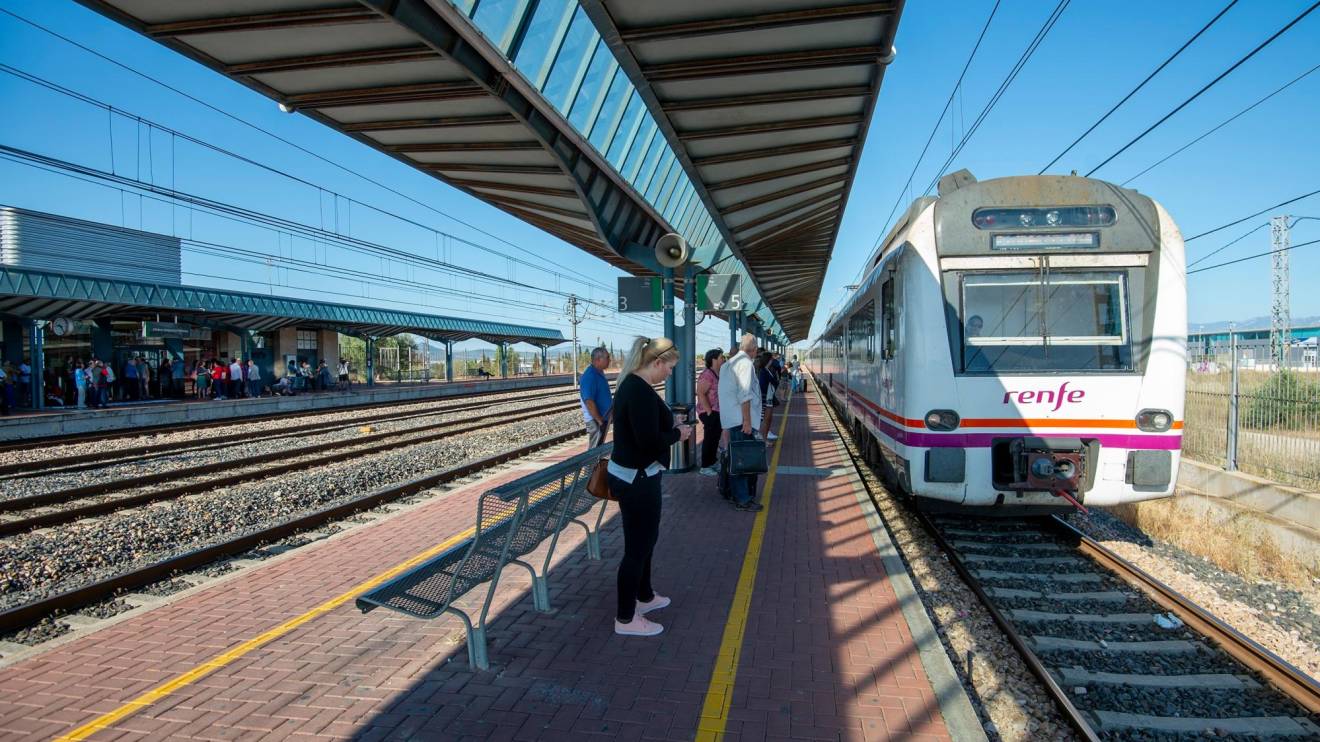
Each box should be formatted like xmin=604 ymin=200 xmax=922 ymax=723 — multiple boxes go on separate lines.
xmin=1 ymin=617 xmax=70 ymax=645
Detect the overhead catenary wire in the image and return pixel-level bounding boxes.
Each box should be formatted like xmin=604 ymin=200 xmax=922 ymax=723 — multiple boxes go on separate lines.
xmin=1186 ymin=222 xmax=1268 ymax=267
xmin=1121 ymin=62 xmax=1320 ymax=186
xmin=0 ymin=64 xmax=614 ymax=298
xmin=1086 ymin=0 xmax=1320 ymax=176
xmin=1189 ymin=237 xmax=1320 ymax=274
xmin=0 ymin=8 xmax=613 ymax=292
xmin=918 ymin=0 xmax=1071 ymax=198
xmin=867 ymin=0 xmax=1004 ymax=259
xmin=0 ymin=147 xmax=665 ymax=336
xmin=1038 ymin=0 xmax=1238 ymax=174
xmin=1184 ymin=188 xmax=1320 ymax=242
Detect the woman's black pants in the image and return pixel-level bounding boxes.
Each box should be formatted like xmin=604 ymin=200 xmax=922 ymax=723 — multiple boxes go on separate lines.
xmin=609 ymin=469 xmax=662 ymax=622
xmin=699 ymin=411 xmax=721 ymax=468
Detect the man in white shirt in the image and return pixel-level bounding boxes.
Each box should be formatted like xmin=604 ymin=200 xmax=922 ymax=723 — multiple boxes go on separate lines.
xmin=228 ymin=358 xmax=244 ymax=399
xmin=717 ymin=333 xmax=763 ymax=511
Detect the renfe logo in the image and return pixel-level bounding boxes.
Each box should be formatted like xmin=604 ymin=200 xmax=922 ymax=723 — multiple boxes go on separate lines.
xmin=1003 ymin=382 xmax=1085 ymax=412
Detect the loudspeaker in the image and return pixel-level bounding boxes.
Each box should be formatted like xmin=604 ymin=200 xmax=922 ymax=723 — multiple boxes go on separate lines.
xmin=654 ymin=233 xmax=690 ymax=268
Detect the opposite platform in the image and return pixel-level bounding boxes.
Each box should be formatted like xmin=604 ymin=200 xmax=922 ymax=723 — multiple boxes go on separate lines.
xmin=0 ymin=388 xmax=980 ymax=741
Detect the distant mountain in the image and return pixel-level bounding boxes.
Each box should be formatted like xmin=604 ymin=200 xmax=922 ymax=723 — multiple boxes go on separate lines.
xmin=1190 ymin=316 xmax=1320 ymax=333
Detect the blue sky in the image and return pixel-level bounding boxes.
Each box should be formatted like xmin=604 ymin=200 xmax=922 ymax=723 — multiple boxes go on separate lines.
xmin=1 ymin=0 xmax=1318 ymax=350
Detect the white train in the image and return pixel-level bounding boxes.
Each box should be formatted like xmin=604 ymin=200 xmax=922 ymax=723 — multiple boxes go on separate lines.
xmin=809 ymin=171 xmax=1186 ymax=512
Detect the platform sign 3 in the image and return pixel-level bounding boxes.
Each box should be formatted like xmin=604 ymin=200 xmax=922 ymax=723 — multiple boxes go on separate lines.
xmin=617 ymin=276 xmax=663 ymax=313
xmin=696 ymin=274 xmax=743 ymax=312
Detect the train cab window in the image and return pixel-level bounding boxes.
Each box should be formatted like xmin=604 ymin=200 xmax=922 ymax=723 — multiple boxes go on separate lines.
xmin=880 ymin=279 xmax=896 ymax=360
xmin=957 ymin=270 xmax=1132 ymax=373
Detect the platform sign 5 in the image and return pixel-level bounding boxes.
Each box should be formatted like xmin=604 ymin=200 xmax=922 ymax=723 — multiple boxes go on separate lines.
xmin=617 ymin=276 xmax=663 ymax=312
xmin=697 ymin=274 xmax=743 ymax=312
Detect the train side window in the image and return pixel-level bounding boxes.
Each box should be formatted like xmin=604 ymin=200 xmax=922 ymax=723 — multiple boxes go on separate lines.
xmin=881 ymin=278 xmax=896 ymax=360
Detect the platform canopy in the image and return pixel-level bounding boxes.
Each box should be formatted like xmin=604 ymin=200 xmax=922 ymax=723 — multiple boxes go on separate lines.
xmin=77 ymin=0 xmax=903 ymax=341
xmin=580 ymin=1 xmax=900 ymax=338
xmin=0 ymin=267 xmax=566 ymax=346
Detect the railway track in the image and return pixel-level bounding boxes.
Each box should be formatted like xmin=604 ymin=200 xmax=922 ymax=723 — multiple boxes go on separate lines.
xmin=0 ymin=386 xmax=576 ymax=478
xmin=0 ymin=428 xmax=582 ymax=635
xmin=0 ymin=374 xmax=583 ymax=455
xmin=0 ymin=398 xmax=581 ymax=536
xmin=813 ymin=379 xmax=1320 ymax=741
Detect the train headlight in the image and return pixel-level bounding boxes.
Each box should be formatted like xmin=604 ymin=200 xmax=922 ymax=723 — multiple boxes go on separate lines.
xmin=1136 ymin=409 xmax=1173 ymax=432
xmin=924 ymin=409 xmax=960 ymax=431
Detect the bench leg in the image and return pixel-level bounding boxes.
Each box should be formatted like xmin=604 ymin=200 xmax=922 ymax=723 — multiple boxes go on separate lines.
xmin=509 ymin=558 xmax=551 ymax=613
xmin=444 ymin=607 xmax=488 ymax=671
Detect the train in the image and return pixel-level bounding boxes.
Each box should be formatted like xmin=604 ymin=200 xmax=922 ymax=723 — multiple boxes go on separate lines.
xmin=808 ymin=170 xmax=1186 ymax=512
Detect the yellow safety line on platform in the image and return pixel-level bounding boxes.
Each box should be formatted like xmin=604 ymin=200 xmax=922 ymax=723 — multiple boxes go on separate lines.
xmin=54 ymin=525 xmax=482 ymax=741
xmin=695 ymin=392 xmax=793 ymax=742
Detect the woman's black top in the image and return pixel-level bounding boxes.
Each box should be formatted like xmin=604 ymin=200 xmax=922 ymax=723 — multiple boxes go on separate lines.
xmin=611 ymin=373 xmax=679 ymax=470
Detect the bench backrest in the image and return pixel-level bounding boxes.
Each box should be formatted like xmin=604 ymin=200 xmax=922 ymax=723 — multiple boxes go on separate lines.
xmin=490 ymin=445 xmax=610 ymax=560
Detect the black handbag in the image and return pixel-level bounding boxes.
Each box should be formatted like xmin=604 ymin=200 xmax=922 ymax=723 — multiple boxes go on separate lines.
xmin=728 ymin=438 xmax=769 ymax=475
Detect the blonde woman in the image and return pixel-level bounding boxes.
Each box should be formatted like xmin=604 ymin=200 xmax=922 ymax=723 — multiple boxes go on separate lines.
xmin=608 ymin=336 xmax=692 ymax=637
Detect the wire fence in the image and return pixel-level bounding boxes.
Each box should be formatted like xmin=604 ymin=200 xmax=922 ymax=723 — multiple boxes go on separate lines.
xmin=1184 ymin=352 xmax=1320 ymax=490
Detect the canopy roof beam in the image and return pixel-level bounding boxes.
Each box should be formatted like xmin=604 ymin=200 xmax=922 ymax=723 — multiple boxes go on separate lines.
xmin=617 ymin=3 xmax=896 ymax=42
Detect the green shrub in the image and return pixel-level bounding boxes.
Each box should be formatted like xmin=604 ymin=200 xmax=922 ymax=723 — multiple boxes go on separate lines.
xmin=1245 ymin=371 xmax=1320 ymax=430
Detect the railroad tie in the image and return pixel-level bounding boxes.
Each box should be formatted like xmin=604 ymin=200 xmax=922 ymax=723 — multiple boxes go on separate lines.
xmin=1003 ymin=609 xmax=1159 ymax=624
xmin=1089 ymin=711 xmax=1320 ymax=737
xmin=1026 ymin=636 xmax=1201 ymax=654
xmin=983 ymin=587 xmax=1129 ymax=602
xmin=970 ymin=569 xmax=1103 ymax=583
xmin=1055 ymin=667 xmax=1260 ymax=689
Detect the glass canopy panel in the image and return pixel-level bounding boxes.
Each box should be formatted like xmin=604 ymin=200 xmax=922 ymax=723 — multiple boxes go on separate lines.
xmin=511 ymin=0 xmax=572 ymax=84
xmin=588 ymin=69 xmax=630 ymax=150
xmin=567 ymin=41 xmax=613 ymax=131
xmin=632 ymin=135 xmax=666 ymax=189
xmin=644 ymin=151 xmax=675 ymax=201
xmin=657 ymin=167 xmax=684 ymax=216
xmin=620 ymin=121 xmax=655 ymax=179
xmin=470 ymin=0 xmax=521 ymax=51
xmin=605 ymin=93 xmax=644 ymax=164
xmin=541 ymin=8 xmax=596 ymax=112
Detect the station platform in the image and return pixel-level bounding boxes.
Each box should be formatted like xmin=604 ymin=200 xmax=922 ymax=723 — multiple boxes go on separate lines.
xmin=0 ymin=373 xmax=582 ymax=443
xmin=0 ymin=388 xmax=982 ymax=741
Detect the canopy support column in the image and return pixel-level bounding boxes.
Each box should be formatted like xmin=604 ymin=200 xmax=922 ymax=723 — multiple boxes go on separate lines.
xmin=29 ymin=319 xmax=44 ymax=410
xmin=444 ymin=340 xmax=454 ymax=383
xmin=681 ymin=263 xmax=696 ymax=410
xmin=541 ymin=345 xmax=548 ymax=376
xmin=366 ymin=336 xmax=375 ymax=387
xmin=499 ymin=342 xmax=508 ymax=378
xmin=663 ymin=267 xmax=675 ymax=406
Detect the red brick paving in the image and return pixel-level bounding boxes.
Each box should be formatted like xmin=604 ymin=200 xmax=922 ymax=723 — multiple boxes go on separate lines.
xmin=0 ymin=391 xmax=952 ymax=741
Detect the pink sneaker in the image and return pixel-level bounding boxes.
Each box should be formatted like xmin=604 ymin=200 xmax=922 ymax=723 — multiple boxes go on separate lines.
xmin=636 ymin=594 xmax=671 ymax=615
xmin=614 ymin=615 xmax=664 ymax=636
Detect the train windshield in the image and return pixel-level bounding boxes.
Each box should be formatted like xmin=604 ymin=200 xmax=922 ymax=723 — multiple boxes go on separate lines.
xmin=958 ymin=270 xmax=1132 ymax=373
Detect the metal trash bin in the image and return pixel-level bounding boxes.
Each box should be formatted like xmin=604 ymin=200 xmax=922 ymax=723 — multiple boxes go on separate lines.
xmin=669 ymin=403 xmax=696 ymax=472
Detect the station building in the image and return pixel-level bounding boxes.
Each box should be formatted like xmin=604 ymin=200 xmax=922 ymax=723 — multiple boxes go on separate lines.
xmin=0 ymin=207 xmax=565 ymax=409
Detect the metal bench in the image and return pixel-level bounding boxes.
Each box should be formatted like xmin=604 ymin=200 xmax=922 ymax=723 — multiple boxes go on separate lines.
xmin=356 ymin=445 xmax=611 ymax=669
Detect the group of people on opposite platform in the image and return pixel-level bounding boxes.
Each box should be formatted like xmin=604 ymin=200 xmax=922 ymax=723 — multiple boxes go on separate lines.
xmin=575 ymin=332 xmax=796 ymax=637
xmin=0 ymin=354 xmax=357 ymax=414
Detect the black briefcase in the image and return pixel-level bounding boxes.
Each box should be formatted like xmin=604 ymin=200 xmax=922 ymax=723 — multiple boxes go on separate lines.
xmin=728 ymin=438 xmax=768 ymax=475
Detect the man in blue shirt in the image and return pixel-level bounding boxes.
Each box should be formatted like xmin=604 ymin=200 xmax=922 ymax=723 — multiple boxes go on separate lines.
xmin=580 ymin=347 xmax=612 ymax=448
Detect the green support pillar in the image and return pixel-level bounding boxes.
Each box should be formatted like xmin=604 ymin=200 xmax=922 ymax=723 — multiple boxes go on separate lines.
xmin=541 ymin=345 xmax=548 ymax=376
xmin=29 ymin=320 xmax=45 ymax=410
xmin=663 ymin=267 xmax=675 ymax=406
xmin=444 ymin=340 xmax=453 ymax=382
xmin=499 ymin=343 xmax=508 ymax=378
xmin=366 ymin=337 xmax=375 ymax=387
